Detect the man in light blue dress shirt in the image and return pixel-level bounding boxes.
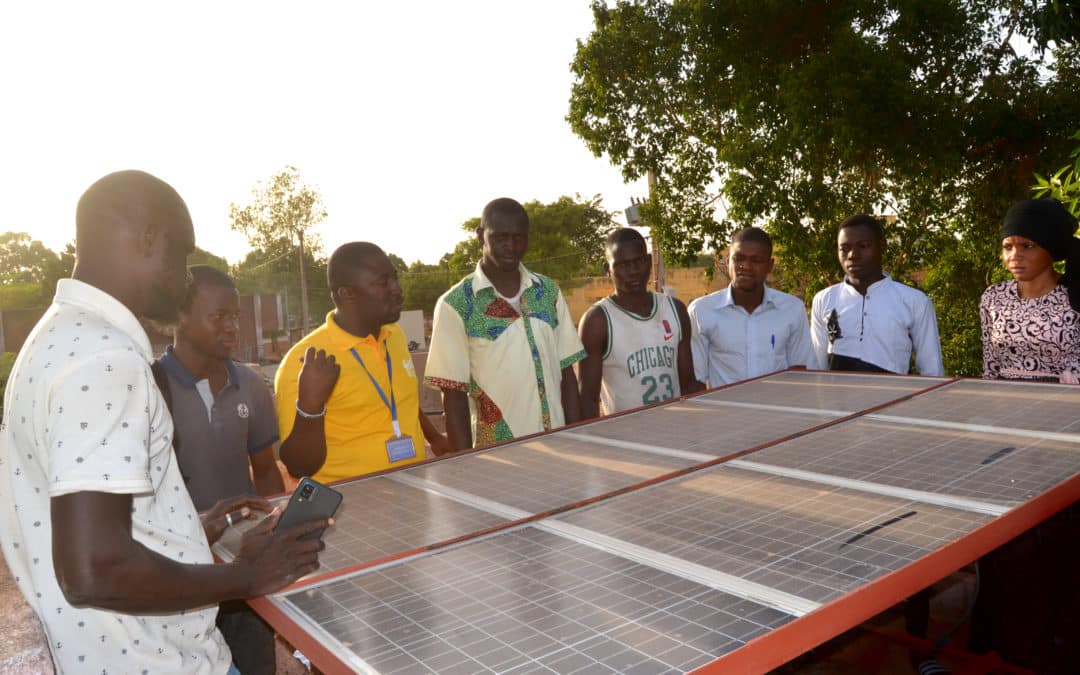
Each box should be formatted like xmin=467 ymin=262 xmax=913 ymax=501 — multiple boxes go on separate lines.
xmin=688 ymin=227 xmax=813 ymax=387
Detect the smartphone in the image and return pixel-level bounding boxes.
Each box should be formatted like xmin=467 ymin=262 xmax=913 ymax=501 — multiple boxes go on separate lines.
xmin=274 ymin=477 xmax=342 ymax=541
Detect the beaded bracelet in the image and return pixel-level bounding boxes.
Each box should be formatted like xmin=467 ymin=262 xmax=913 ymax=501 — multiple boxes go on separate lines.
xmin=295 ymin=400 xmax=327 ymax=418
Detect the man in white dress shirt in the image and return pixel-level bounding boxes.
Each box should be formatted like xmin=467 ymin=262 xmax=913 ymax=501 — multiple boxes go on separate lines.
xmin=689 ymin=227 xmax=812 ymax=387
xmin=809 ymin=214 xmax=944 ymax=376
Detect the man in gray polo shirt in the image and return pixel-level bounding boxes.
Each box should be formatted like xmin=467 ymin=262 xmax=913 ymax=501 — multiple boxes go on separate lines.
xmin=155 ymin=265 xmax=284 ymax=674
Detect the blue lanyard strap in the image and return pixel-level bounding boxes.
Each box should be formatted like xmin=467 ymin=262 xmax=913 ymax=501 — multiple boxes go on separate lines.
xmin=349 ymin=344 xmax=400 ymax=436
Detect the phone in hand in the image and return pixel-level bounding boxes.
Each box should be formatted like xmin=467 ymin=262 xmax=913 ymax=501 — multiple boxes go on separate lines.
xmin=274 ymin=477 xmax=342 ymax=541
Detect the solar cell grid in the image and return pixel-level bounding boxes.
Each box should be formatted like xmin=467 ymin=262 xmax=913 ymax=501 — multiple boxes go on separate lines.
xmin=557 ymin=466 xmax=992 ymax=603
xmin=283 ymin=527 xmax=794 ymax=674
xmin=576 ymin=400 xmax=832 ymax=456
xmin=879 ymin=378 xmax=1080 ymax=434
xmin=399 ymin=436 xmax=694 ymax=514
xmin=213 ymin=476 xmax=508 ymax=573
xmin=746 ymin=418 xmax=1080 ymax=505
xmin=234 ymin=372 xmax=1078 ymax=673
xmin=699 ymin=370 xmax=943 ymax=411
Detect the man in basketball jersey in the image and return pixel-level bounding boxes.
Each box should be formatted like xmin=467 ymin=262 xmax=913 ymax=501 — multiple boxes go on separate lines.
xmin=578 ymin=229 xmax=701 ymax=418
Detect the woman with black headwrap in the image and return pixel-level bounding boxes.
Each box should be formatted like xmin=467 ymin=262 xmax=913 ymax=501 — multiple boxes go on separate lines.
xmin=968 ymin=200 xmax=1080 ymax=673
xmin=980 ymin=198 xmax=1080 ymax=382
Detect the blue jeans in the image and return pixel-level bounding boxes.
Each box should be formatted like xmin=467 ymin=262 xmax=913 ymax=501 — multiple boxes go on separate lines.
xmin=227 ymin=663 xmax=242 ymax=675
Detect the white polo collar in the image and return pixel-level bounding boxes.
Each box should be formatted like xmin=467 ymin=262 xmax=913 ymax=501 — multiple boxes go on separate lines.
xmin=54 ymin=278 xmax=152 ymax=360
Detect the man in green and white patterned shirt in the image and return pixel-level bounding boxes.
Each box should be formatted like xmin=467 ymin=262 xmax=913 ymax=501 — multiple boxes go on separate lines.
xmin=425 ymin=198 xmax=586 ymax=450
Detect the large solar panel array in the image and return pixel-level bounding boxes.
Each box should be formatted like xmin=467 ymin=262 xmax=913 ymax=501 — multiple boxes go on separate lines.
xmin=214 ymin=371 xmax=1080 ymax=674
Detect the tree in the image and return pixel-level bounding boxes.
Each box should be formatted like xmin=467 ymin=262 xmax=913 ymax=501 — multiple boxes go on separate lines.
xmin=1033 ymin=130 xmax=1080 ymax=217
xmin=398 ymin=260 xmax=455 ymax=316
xmin=394 ymin=195 xmax=616 ymax=317
xmin=41 ymin=242 xmax=76 ymax=301
xmin=232 ymin=247 xmax=332 ymax=336
xmin=230 ymin=167 xmax=327 ymax=333
xmin=568 ymin=0 xmax=1080 ymax=375
xmin=0 ymin=232 xmax=59 ymax=285
xmin=448 ymin=195 xmax=616 ymax=287
xmin=0 ymin=233 xmax=74 ymax=306
xmin=188 ymin=246 xmax=230 ymax=272
xmin=0 ymin=351 xmax=14 ymax=423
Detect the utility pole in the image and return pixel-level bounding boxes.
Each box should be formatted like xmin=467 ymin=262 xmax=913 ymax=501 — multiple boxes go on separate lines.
xmin=646 ymin=169 xmax=666 ymax=293
xmin=297 ymin=228 xmax=311 ymax=335
xmin=625 ymin=169 xmax=664 ymax=291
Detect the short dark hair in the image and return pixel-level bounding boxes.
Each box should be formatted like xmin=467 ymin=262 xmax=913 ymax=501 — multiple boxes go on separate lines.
xmin=731 ymin=227 xmax=773 ymax=254
xmin=75 ymin=170 xmax=189 ymax=259
xmin=180 ymin=265 xmax=236 ymax=312
xmin=328 ymin=242 xmax=386 ymax=295
xmin=481 ymin=198 xmax=528 ymax=229
xmin=839 ymin=214 xmax=884 ymax=241
xmin=604 ymin=228 xmax=647 ymax=258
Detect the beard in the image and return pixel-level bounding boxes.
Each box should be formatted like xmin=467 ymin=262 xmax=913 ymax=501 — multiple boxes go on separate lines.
xmin=144 ymin=283 xmax=181 ymax=324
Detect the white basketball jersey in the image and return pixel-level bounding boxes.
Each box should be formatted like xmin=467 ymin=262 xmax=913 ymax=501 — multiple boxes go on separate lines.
xmin=597 ymin=292 xmax=682 ymax=414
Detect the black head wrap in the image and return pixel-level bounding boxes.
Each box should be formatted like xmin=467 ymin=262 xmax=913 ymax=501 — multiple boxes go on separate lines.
xmin=1001 ymin=198 xmax=1080 ymax=311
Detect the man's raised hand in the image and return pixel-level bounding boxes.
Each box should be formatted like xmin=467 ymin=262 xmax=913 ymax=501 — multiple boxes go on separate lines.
xmin=297 ymin=347 xmax=340 ymax=415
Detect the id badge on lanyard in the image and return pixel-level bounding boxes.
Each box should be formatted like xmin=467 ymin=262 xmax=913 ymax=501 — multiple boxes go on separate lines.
xmin=350 ymin=345 xmax=416 ymax=463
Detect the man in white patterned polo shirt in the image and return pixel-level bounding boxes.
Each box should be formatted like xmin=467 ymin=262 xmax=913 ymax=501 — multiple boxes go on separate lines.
xmin=0 ymin=171 xmax=327 ymax=674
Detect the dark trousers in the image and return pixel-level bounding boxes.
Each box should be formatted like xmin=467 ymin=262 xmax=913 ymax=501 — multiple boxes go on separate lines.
xmin=968 ymin=500 xmax=1079 ymax=673
xmin=217 ymin=600 xmax=276 ymax=675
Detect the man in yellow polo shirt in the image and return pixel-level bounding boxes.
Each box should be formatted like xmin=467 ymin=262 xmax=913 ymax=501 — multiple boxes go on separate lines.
xmin=274 ymin=242 xmax=448 ymax=483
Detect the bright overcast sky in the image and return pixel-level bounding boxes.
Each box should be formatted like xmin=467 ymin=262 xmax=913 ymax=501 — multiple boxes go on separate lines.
xmin=0 ymin=1 xmax=644 ymax=265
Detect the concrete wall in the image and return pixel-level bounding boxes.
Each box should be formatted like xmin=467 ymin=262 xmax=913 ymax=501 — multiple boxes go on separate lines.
xmin=563 ymin=266 xmax=730 ymax=322
xmin=0 ymin=293 xmax=283 ymax=361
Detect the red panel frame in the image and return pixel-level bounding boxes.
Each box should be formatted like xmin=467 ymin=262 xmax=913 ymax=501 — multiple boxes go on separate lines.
xmin=242 ymin=372 xmax=1080 ymax=673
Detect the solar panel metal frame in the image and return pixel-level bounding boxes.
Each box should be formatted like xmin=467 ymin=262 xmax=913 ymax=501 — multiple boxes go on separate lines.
xmin=234 ymin=371 xmax=1080 ymax=674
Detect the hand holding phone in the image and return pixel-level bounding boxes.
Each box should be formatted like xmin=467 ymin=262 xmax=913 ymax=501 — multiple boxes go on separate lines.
xmin=274 ymin=477 xmax=342 ymax=541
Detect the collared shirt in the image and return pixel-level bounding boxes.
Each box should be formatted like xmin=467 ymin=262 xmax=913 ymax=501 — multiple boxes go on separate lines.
xmin=425 ymin=262 xmax=586 ymax=447
xmin=157 ymin=346 xmax=279 ymax=510
xmin=0 ymin=279 xmax=229 ymax=674
xmin=810 ymin=274 xmax=944 ymax=375
xmin=274 ymin=312 xmax=423 ymax=483
xmin=688 ymin=285 xmax=812 ymax=387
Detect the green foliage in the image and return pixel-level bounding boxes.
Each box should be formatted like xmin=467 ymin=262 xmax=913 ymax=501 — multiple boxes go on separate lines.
xmin=0 ymin=283 xmax=43 ymax=310
xmin=387 ymin=253 xmax=408 ymax=274
xmin=0 ymin=233 xmax=73 ymax=305
xmin=0 ymin=352 xmax=13 ymax=422
xmin=521 ymin=195 xmax=617 ymax=286
xmin=448 ymin=195 xmax=616 ymax=286
xmin=395 ymin=195 xmax=617 ymax=317
xmin=232 ymin=247 xmax=332 ymax=326
xmin=398 ymin=260 xmax=456 ymax=316
xmin=0 ymin=232 xmax=57 ymax=284
xmin=1032 ymin=129 xmax=1080 ymax=217
xmin=569 ymin=0 xmax=1080 ymax=375
xmin=188 ymin=247 xmax=230 ymax=272
xmin=230 ymin=167 xmax=328 ymax=329
xmin=230 ymin=166 xmax=327 ymax=256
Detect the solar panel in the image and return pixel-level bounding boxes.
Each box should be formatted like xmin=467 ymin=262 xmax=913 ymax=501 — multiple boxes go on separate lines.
xmin=697 ymin=370 xmax=945 ymax=412
xmin=572 ymin=399 xmax=835 ymax=456
xmin=556 ymin=466 xmax=992 ymax=604
xmin=214 ymin=476 xmax=509 ymax=575
xmin=873 ymin=378 xmax=1080 ymax=435
xmin=397 ymin=434 xmax=695 ymax=515
xmin=238 ymin=371 xmax=1080 ymax=673
xmin=280 ymin=527 xmax=794 ymax=674
xmin=744 ymin=417 xmax=1080 ymax=507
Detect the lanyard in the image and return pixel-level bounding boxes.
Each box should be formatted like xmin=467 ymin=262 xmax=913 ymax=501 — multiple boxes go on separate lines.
xmin=349 ymin=344 xmax=401 ymax=436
